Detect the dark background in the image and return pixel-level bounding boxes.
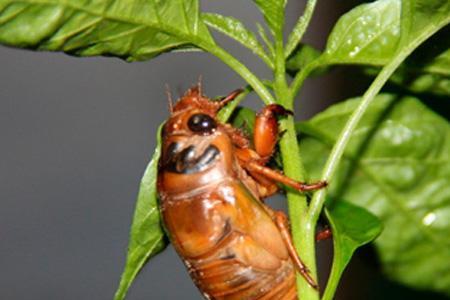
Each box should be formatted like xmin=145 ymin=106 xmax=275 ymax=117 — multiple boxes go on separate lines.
xmin=1 ymin=1 xmax=447 ymax=299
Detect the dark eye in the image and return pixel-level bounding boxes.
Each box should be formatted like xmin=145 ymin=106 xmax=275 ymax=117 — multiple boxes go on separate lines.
xmin=188 ymin=113 xmax=217 ymax=134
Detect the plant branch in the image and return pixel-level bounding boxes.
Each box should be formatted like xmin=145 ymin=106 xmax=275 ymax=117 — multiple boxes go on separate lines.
xmin=285 ymin=0 xmax=318 ymax=58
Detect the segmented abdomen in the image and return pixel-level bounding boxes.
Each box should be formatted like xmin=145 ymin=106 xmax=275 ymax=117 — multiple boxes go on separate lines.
xmin=185 ymin=230 xmax=297 ymax=300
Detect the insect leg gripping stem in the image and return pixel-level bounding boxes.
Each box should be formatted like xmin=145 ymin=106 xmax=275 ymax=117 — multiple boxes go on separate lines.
xmin=275 ymin=211 xmax=319 ymax=289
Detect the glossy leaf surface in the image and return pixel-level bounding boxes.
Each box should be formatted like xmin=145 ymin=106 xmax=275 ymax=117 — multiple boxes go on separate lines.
xmin=319 ymin=0 xmax=450 ymax=96
xmin=299 ymin=95 xmax=450 ymax=295
xmin=323 ymin=0 xmax=402 ymax=66
xmin=114 ymin=126 xmax=167 ymax=300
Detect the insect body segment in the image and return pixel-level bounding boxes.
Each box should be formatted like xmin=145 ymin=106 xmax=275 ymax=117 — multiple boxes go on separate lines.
xmin=157 ymin=86 xmax=326 ymax=299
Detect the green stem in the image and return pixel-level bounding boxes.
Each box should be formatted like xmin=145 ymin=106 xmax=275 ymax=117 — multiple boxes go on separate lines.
xmin=204 ymin=45 xmax=275 ymax=105
xmin=289 ymin=58 xmax=322 ymax=99
xmin=273 ymin=25 xmax=319 ymax=298
xmin=285 ymin=0 xmax=318 ymax=58
xmin=279 ymin=117 xmax=319 ymax=300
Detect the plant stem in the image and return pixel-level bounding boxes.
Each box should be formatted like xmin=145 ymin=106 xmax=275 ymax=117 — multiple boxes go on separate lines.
xmin=285 ymin=0 xmax=318 ymax=58
xmin=204 ymin=44 xmax=275 ymax=105
xmin=279 ymin=117 xmax=319 ymax=300
xmin=289 ymin=58 xmax=322 ymax=99
xmin=273 ymin=23 xmax=319 ymax=298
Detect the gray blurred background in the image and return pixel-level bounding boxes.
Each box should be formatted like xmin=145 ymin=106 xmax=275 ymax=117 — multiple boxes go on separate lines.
xmin=2 ymin=1 xmax=445 ymax=300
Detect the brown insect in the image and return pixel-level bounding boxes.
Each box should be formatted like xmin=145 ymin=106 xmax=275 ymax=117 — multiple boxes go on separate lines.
xmin=157 ymin=85 xmax=327 ymax=300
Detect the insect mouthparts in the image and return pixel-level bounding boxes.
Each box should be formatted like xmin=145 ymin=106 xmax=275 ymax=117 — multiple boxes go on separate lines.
xmin=164 ymin=144 xmax=220 ymax=174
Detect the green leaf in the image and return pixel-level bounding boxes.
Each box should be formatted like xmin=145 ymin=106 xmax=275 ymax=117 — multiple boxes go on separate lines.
xmin=323 ymin=0 xmax=402 ymax=66
xmin=291 ymin=0 xmax=450 ymax=98
xmin=252 ymin=0 xmax=286 ymax=37
xmin=319 ymin=0 xmax=450 ymax=96
xmin=322 ymin=0 xmax=450 ymax=66
xmin=114 ymin=125 xmax=167 ymax=300
xmin=0 ymin=0 xmax=214 ymax=61
xmin=388 ymin=66 xmax=450 ymax=97
xmin=322 ymin=201 xmax=382 ymax=300
xmin=203 ymin=13 xmax=273 ymax=68
xmin=229 ymin=106 xmax=256 ymax=137
xmin=300 ymin=95 xmax=450 ymax=295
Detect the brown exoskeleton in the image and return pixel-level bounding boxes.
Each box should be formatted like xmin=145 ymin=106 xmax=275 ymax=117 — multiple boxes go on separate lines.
xmin=157 ymin=86 xmax=327 ymax=300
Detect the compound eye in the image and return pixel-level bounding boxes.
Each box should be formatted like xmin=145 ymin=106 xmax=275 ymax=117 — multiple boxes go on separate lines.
xmin=188 ymin=113 xmax=217 ymax=134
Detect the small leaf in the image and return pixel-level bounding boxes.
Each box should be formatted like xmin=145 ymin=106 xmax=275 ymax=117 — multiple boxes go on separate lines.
xmin=322 ymin=201 xmax=382 ymax=300
xmin=252 ymin=0 xmax=286 ymax=37
xmin=114 ymin=125 xmax=167 ymax=300
xmin=0 ymin=0 xmax=214 ymax=61
xmin=203 ymin=13 xmax=272 ymax=68
xmin=300 ymin=95 xmax=450 ymax=295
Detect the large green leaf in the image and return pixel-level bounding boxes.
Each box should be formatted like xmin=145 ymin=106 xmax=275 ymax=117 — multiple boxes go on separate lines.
xmin=114 ymin=125 xmax=167 ymax=300
xmin=299 ymin=95 xmax=450 ymax=295
xmin=323 ymin=201 xmax=382 ymax=300
xmin=0 ymin=0 xmax=214 ymax=61
xmin=252 ymin=0 xmax=286 ymax=37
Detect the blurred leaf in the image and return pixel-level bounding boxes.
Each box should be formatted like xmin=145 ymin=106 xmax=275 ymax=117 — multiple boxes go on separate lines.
xmin=203 ymin=13 xmax=272 ymax=68
xmin=388 ymin=67 xmax=450 ymax=96
xmin=322 ymin=201 xmax=382 ymax=300
xmin=252 ymin=0 xmax=286 ymax=37
xmin=299 ymin=95 xmax=450 ymax=295
xmin=229 ymin=106 xmax=256 ymax=137
xmin=114 ymin=125 xmax=167 ymax=300
xmin=0 ymin=0 xmax=214 ymax=61
xmin=366 ymin=28 xmax=450 ymax=97
xmin=286 ymin=44 xmax=328 ymax=76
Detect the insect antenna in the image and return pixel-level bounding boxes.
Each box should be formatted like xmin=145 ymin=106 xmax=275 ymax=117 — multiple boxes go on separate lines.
xmin=197 ymin=75 xmax=203 ymax=96
xmin=165 ymin=83 xmax=174 ymax=113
